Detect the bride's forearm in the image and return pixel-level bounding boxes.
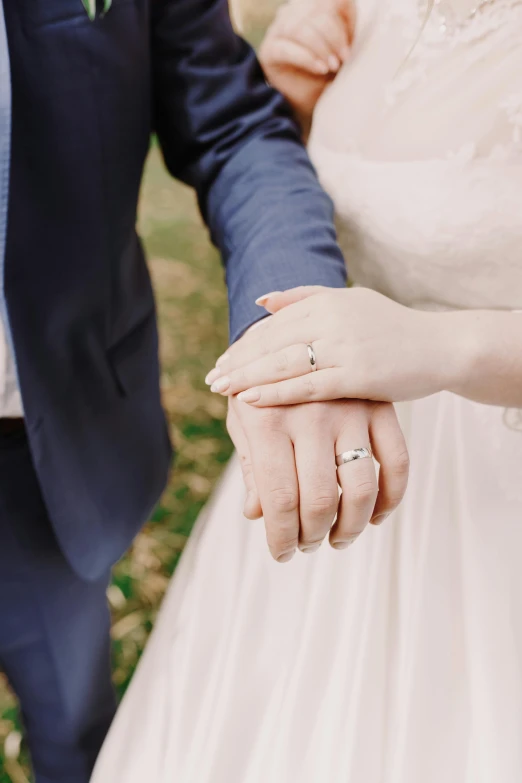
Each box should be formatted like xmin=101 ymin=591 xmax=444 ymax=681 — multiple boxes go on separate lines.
xmin=442 ymin=310 xmax=522 ymax=408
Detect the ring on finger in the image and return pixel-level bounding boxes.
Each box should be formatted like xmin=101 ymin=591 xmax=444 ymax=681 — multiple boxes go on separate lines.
xmin=306 ymin=344 xmax=318 ymax=372
xmin=335 ymin=447 xmax=372 ymax=467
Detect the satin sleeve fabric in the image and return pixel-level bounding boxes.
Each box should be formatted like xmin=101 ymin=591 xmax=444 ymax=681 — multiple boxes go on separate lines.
xmin=150 ymin=0 xmax=347 ymax=342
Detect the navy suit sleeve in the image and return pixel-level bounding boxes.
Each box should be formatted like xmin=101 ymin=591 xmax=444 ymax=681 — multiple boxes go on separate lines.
xmin=150 ymin=0 xmax=347 ymax=342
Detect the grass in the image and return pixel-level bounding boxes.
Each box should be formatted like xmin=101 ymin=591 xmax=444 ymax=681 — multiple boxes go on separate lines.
xmin=0 ymin=8 xmax=282 ymax=779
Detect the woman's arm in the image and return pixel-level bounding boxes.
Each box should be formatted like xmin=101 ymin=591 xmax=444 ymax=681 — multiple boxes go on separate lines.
xmin=259 ymin=0 xmax=355 ymax=138
xmin=205 ymin=287 xmax=522 ymax=410
xmin=444 ymin=309 xmax=522 ymax=408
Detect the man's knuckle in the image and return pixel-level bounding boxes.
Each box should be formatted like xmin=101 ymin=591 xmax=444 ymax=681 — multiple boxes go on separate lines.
xmin=392 ymin=448 xmax=410 ymax=476
xmin=305 ymin=489 xmax=338 ymax=518
xmin=384 ymin=493 xmax=404 ymax=510
xmin=268 ymin=486 xmax=299 ymax=514
xmin=269 ymin=522 xmax=299 ymax=552
xmin=256 ymin=408 xmax=284 ymax=430
xmin=352 ymin=480 xmax=378 ymax=509
xmin=240 ymin=453 xmax=252 ymax=470
xmin=275 ymin=530 xmax=299 ymax=551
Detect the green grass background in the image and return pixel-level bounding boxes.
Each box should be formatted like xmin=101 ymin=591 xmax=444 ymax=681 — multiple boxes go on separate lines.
xmin=0 ymin=6 xmax=283 ymax=780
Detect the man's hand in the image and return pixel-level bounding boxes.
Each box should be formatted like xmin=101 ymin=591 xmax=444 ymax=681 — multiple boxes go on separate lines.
xmin=227 ymin=396 xmax=409 ymax=562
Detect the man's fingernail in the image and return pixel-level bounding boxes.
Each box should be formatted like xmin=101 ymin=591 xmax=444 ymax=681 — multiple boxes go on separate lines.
xmin=210 ymin=376 xmax=230 ymax=394
xmin=255 ymin=291 xmax=281 ymax=306
xmin=332 ymin=535 xmax=358 ymax=550
xmin=328 ymin=54 xmax=340 ymax=72
xmin=216 ymin=352 xmax=230 ymax=367
xmin=237 ymin=388 xmax=261 ymax=404
xmin=205 ymin=367 xmax=221 ymax=385
xmin=300 ymin=542 xmax=321 ymax=554
xmin=314 ymin=60 xmax=329 ymax=75
xmin=372 ymin=513 xmax=390 ymax=526
xmin=277 ymin=550 xmax=296 ymax=563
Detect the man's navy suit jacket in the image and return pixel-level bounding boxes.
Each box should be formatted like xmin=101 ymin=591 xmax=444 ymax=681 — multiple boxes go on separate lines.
xmin=2 ymin=0 xmax=346 ymax=579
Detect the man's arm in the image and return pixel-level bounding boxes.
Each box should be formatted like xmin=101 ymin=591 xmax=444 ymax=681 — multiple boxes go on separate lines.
xmin=150 ymin=0 xmax=347 ymax=341
xmin=150 ymin=1 xmax=408 ymax=559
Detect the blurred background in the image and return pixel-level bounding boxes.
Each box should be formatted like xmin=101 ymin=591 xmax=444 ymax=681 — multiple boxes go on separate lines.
xmin=0 ymin=3 xmax=284 ymax=780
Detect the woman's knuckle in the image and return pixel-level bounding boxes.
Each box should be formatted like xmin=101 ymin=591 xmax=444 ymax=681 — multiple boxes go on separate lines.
xmin=275 ymin=351 xmax=289 ymax=374
xmin=301 ymin=378 xmax=317 ymax=399
xmin=234 ymin=368 xmax=249 ymax=388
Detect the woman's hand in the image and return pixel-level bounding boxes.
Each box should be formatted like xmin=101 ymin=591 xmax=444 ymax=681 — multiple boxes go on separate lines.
xmin=206 ymin=287 xmax=460 ymax=407
xmin=259 ymin=0 xmax=355 ymax=131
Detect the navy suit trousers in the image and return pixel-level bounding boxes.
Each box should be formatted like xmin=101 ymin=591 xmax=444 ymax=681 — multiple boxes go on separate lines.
xmin=0 ymin=425 xmax=116 ymax=782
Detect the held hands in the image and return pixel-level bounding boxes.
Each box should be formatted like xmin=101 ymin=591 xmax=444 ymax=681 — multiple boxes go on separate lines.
xmin=259 ymin=0 xmax=356 ymax=124
xmin=207 ymin=287 xmax=457 ymax=407
xmin=210 ymin=287 xmax=414 ymax=563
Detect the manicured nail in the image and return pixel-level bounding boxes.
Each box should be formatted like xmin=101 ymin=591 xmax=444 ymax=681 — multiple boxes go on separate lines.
xmin=205 ymin=367 xmax=221 ymax=385
xmin=372 ymin=513 xmax=389 ymax=526
xmin=328 ymin=54 xmax=340 ymax=72
xmin=300 ymin=542 xmax=321 ymax=554
xmin=237 ymin=388 xmax=261 ymax=404
xmin=210 ymin=376 xmax=230 ymax=393
xmin=277 ymin=550 xmax=296 ymax=563
xmin=314 ymin=61 xmax=329 ymax=75
xmin=255 ymin=291 xmax=281 ymax=307
xmin=216 ymin=352 xmax=230 ymax=367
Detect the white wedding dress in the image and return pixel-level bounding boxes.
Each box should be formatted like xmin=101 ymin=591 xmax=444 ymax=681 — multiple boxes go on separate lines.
xmin=92 ymin=1 xmax=522 ymax=781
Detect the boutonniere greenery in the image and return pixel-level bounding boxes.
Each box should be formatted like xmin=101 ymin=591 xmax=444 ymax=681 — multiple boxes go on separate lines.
xmin=82 ymin=0 xmax=112 ymax=20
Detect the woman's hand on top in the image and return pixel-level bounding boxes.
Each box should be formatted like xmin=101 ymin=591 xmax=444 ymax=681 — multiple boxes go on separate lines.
xmin=205 ymin=287 xmax=462 ymax=407
xmin=259 ymin=0 xmax=356 ymax=130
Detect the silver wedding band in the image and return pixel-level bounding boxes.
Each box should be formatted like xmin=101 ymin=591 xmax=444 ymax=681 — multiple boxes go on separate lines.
xmin=307 ymin=344 xmax=317 ymax=372
xmin=336 ymin=448 xmax=373 ymax=467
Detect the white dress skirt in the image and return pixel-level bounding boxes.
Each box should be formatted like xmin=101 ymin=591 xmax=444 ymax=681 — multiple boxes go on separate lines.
xmin=92 ymin=0 xmax=522 ymax=780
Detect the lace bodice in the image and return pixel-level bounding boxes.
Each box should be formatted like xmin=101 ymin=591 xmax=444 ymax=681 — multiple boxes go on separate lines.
xmin=308 ymin=0 xmax=522 ymax=313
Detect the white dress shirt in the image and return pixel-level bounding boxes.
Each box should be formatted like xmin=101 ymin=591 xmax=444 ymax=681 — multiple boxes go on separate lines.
xmin=0 ymin=8 xmax=23 ymax=417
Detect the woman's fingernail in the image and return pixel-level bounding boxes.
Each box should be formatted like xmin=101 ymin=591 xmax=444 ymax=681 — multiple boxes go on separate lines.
xmin=314 ymin=60 xmax=329 ymax=75
xmin=210 ymin=376 xmax=230 ymax=394
xmin=277 ymin=550 xmax=296 ymax=563
xmin=372 ymin=513 xmax=390 ymax=526
xmin=205 ymin=367 xmax=221 ymax=385
xmin=328 ymin=54 xmax=340 ymax=72
xmin=216 ymin=352 xmax=230 ymax=367
xmin=255 ymin=291 xmax=281 ymax=306
xmin=237 ymin=388 xmax=261 ymax=404
xmin=300 ymin=542 xmax=321 ymax=554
